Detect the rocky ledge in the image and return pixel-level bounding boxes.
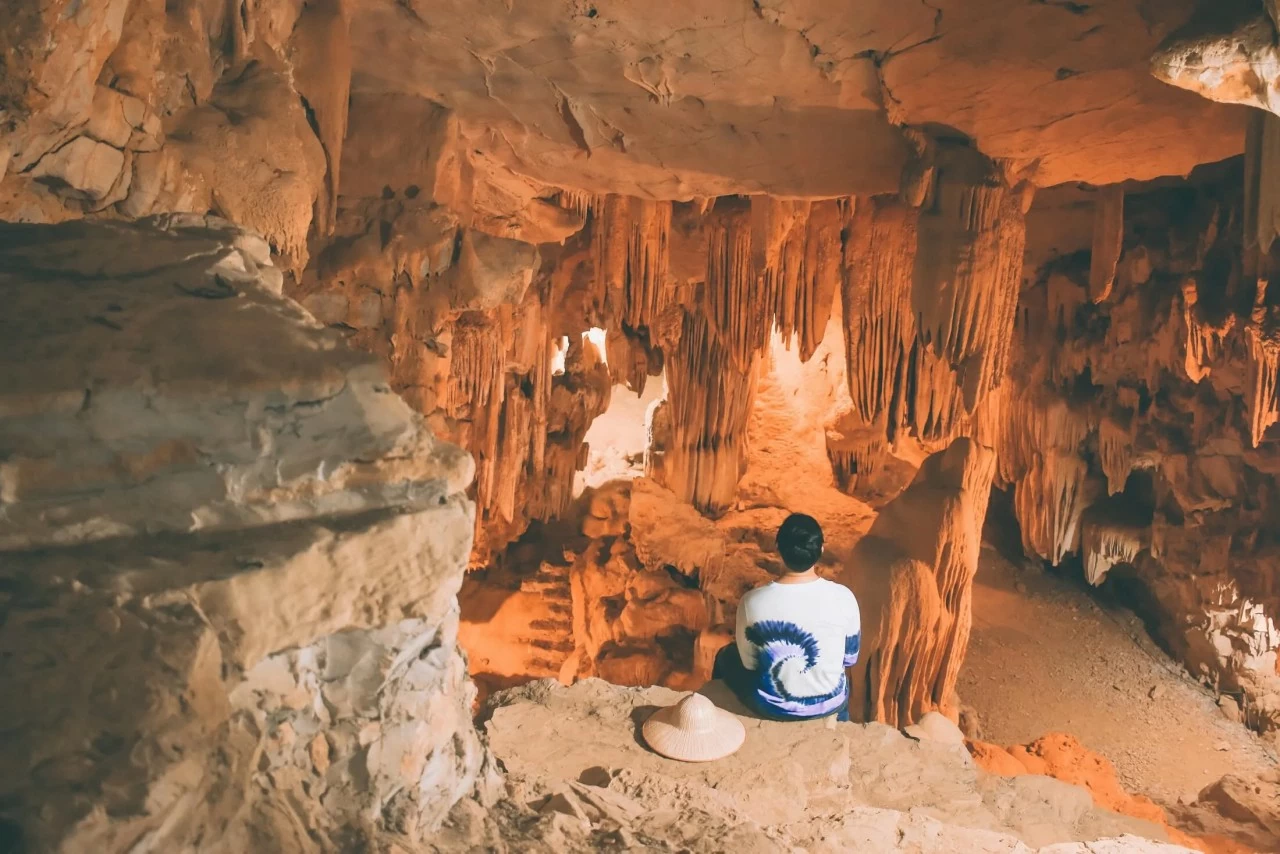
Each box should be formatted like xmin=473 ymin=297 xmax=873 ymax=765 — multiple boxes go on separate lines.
xmin=433 ymin=678 xmax=1199 ymax=853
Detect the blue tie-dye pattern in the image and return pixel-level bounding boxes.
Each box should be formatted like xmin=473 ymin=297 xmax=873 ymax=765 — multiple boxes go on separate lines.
xmin=843 ymin=632 xmax=860 ymax=667
xmin=743 ymin=620 xmax=847 ymax=715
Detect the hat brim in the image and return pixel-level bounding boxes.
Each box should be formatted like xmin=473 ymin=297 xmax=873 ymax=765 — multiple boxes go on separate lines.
xmin=641 ymin=706 xmax=746 ymax=762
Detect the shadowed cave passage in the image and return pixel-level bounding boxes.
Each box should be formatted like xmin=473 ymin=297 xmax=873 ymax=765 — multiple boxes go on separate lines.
xmin=7 ymin=0 xmax=1280 ymax=851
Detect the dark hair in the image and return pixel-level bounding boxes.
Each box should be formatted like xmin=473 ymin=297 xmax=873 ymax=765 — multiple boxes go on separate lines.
xmin=777 ymin=513 xmax=823 ymax=571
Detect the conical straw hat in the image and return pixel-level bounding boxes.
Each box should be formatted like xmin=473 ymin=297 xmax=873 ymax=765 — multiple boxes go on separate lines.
xmin=641 ymin=693 xmax=746 ymax=762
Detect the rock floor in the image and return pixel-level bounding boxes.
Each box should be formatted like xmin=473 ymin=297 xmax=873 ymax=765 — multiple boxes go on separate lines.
xmin=961 ymin=544 xmax=1279 ymax=808
xmin=437 ymin=679 xmax=1196 ymax=853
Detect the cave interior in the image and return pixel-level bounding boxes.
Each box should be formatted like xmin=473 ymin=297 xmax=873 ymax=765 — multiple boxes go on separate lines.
xmin=5 ymin=0 xmax=1280 ymax=851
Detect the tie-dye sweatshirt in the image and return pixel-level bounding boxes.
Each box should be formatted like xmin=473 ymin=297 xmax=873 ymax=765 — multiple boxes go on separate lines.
xmin=735 ymin=578 xmax=861 ymax=719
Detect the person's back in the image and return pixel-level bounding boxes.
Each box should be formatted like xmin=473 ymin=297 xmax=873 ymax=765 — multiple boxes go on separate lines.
xmin=718 ymin=513 xmax=861 ymax=721
xmin=737 ymin=575 xmax=859 ymax=717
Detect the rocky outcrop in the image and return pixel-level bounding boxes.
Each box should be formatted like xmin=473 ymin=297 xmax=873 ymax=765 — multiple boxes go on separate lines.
xmin=461 ymin=678 xmax=1195 ymax=853
xmin=1152 ymin=3 xmax=1280 ymax=116
xmin=0 ymin=217 xmax=492 ymax=852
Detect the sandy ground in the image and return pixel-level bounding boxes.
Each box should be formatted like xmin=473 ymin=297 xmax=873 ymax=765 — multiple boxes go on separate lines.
xmin=960 ymin=543 xmax=1278 ymax=808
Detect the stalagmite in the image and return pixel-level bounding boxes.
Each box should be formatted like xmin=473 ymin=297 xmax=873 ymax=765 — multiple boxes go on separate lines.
xmin=913 ymin=146 xmax=1027 ymax=412
xmin=661 ymin=310 xmax=757 ymax=513
xmin=845 ymin=438 xmax=997 ymax=728
xmin=1089 ymin=186 xmax=1124 ymax=303
xmin=704 ymin=199 xmax=762 ymax=372
xmin=842 ymin=199 xmax=918 ymax=432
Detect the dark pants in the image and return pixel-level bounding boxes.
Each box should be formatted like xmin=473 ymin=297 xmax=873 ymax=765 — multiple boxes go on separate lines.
xmin=712 ymin=644 xmax=850 ymax=722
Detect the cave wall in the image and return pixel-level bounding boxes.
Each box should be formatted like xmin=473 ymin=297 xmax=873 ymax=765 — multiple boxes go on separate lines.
xmin=990 ymin=160 xmax=1280 ymax=734
xmin=0 ymin=217 xmax=494 ymax=851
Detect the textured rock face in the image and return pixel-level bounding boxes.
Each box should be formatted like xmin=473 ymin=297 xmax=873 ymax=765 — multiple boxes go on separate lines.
xmin=0 ymin=215 xmax=471 ymax=551
xmin=4 ymin=5 xmax=1280 ymax=850
xmin=845 ymin=437 xmax=997 ymax=727
xmin=0 ymin=0 xmax=1248 ymax=235
xmin=0 ymin=218 xmax=490 ymax=852
xmin=979 ymin=163 xmax=1280 ymax=737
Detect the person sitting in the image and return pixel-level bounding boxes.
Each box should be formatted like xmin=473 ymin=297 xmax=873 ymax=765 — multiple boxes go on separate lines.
xmin=713 ymin=513 xmax=861 ymax=722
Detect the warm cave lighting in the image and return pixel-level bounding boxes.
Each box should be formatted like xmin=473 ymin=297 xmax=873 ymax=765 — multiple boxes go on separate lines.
xmin=552 ymin=334 xmax=570 ymax=375
xmin=585 ymin=326 xmax=609 ymax=364
xmin=6 ymin=1 xmax=1280 ymax=849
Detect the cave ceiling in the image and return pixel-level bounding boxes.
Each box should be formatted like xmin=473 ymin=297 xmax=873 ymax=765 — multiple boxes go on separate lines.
xmin=351 ymin=0 xmax=1248 ymax=198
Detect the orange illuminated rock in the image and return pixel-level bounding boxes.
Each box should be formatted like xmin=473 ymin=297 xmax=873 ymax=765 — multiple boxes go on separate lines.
xmin=969 ymin=734 xmax=1250 ymax=854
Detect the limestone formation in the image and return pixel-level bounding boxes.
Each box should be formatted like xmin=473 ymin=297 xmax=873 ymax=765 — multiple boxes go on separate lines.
xmin=0 ymin=218 xmax=491 ymax=851
xmin=845 ymin=438 xmax=997 ymax=728
xmin=0 ymin=216 xmax=469 ymax=551
xmin=4 ymin=3 xmax=1280 ymax=851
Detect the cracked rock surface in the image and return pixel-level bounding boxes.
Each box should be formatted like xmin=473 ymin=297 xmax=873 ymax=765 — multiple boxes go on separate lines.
xmin=0 ymin=214 xmax=471 ymax=550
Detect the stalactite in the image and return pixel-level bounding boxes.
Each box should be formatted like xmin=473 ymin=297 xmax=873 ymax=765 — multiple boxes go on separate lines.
xmin=907 ymin=340 xmax=969 ymax=444
xmin=1081 ymin=510 xmax=1147 ymax=586
xmin=842 ymin=199 xmax=918 ymax=431
xmin=752 ymin=197 xmax=809 ymax=347
xmin=913 ymin=148 xmax=1027 ymax=412
xmin=989 ymin=387 xmax=1094 ymax=489
xmin=593 ymin=195 xmax=671 ymax=331
xmin=661 ymin=310 xmax=757 ymax=513
xmin=535 ymin=337 xmax=612 ymax=522
xmin=621 ymin=198 xmax=672 ymax=333
xmin=555 ymin=189 xmax=599 ymax=221
xmin=1014 ymin=452 xmax=1090 ymax=566
xmin=704 ymin=199 xmax=764 ymax=371
xmin=492 ymin=376 xmax=533 ymax=525
xmin=795 ymin=199 xmax=844 ymax=361
xmin=1181 ymin=277 xmax=1234 ymax=382
xmin=1089 ymin=186 xmax=1124 ymax=303
xmin=605 ymin=324 xmax=652 ymax=394
xmin=593 ymin=195 xmax=629 ymax=320
xmin=446 ymin=313 xmax=506 ymax=418
xmin=1097 ymin=414 xmax=1135 ymax=496
xmin=1245 ymin=279 xmax=1280 ymax=448
xmin=288 ymin=0 xmax=351 ymax=237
